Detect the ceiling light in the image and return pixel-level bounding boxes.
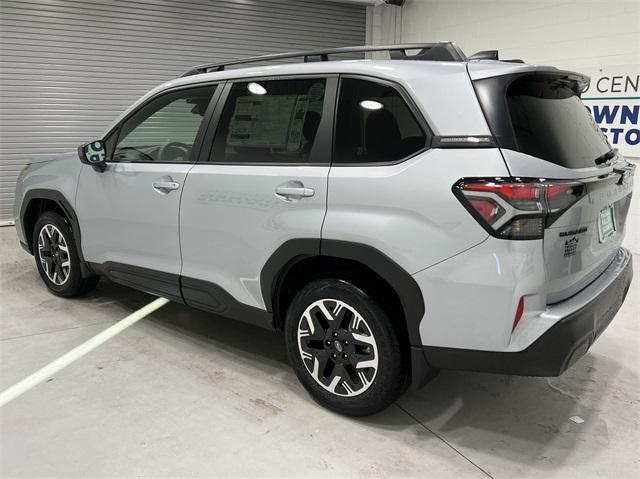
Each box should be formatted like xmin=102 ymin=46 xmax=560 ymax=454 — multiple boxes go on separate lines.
xmin=359 ymin=100 xmax=383 ymax=110
xmin=248 ymin=82 xmax=267 ymax=95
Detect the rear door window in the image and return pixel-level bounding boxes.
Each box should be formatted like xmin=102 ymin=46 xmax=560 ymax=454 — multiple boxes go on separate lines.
xmin=210 ymin=78 xmax=326 ymax=164
xmin=505 ymin=76 xmax=611 ymax=169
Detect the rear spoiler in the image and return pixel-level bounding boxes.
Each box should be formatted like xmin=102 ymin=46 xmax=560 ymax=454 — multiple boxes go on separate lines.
xmin=565 ymin=73 xmax=590 ymax=95
xmin=467 ymin=51 xmax=590 ymax=94
xmin=467 ymin=63 xmax=590 ymax=95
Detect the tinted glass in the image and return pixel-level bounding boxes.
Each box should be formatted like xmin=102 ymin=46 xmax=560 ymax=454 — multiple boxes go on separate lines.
xmin=334 ymin=78 xmax=426 ymax=164
xmin=507 ymin=76 xmax=611 ymax=169
xmin=113 ymin=85 xmax=216 ymax=163
xmin=211 ymin=79 xmax=326 ymax=164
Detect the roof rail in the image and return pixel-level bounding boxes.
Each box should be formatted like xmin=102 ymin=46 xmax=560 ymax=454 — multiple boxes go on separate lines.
xmin=180 ymin=43 xmax=468 ymax=77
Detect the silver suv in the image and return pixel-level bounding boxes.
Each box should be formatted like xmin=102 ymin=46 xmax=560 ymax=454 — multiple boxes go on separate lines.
xmin=14 ymin=44 xmax=635 ymax=416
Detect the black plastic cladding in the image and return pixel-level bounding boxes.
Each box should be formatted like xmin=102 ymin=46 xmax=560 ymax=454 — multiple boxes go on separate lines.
xmin=260 ymin=239 xmax=426 ymax=347
xmin=19 ymin=189 xmax=94 ymax=278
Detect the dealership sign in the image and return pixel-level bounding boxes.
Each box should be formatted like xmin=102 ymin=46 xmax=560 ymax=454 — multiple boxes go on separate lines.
xmin=581 ymin=65 xmax=639 ymax=159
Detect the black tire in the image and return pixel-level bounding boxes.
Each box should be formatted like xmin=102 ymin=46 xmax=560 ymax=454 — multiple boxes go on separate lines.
xmin=285 ymin=278 xmax=406 ymax=416
xmin=33 ymin=211 xmax=99 ymax=297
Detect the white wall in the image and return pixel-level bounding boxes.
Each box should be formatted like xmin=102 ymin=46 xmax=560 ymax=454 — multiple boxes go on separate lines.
xmin=368 ymin=0 xmax=639 ymax=71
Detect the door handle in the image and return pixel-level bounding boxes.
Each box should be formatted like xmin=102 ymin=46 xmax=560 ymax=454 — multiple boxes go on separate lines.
xmin=275 ymin=182 xmax=315 ymax=201
xmin=152 ymin=180 xmax=180 ymax=194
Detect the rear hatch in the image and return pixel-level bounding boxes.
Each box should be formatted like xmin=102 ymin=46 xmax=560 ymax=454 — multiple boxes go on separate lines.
xmin=470 ymin=63 xmax=635 ymax=303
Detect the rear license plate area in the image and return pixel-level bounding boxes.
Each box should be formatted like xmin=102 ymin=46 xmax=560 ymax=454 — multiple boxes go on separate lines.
xmin=598 ymin=205 xmax=617 ymax=242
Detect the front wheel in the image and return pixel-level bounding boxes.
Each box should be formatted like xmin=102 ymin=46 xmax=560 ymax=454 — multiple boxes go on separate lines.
xmin=285 ymin=279 xmax=406 ymax=416
xmin=33 ymin=211 xmax=99 ymax=297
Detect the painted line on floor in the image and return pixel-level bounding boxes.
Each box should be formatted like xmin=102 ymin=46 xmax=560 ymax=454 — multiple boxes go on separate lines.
xmin=0 ymin=296 xmax=170 ymax=408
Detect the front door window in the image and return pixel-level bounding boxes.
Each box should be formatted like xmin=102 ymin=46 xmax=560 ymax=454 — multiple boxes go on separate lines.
xmin=113 ymin=85 xmax=216 ymax=163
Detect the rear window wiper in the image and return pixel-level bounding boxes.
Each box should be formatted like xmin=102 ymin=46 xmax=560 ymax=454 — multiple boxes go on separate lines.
xmin=594 ymin=148 xmax=617 ymax=166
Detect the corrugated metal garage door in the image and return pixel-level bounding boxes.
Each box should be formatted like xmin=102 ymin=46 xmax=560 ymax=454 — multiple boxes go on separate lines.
xmin=0 ymin=0 xmax=366 ymax=222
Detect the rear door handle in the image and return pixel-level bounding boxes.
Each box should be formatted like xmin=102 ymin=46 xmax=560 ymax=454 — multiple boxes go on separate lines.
xmin=275 ymin=182 xmax=315 ymax=201
xmin=152 ymin=180 xmax=180 ymax=194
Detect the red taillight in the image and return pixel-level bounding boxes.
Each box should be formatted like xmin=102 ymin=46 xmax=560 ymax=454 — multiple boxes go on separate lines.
xmin=468 ymin=197 xmax=504 ymax=224
xmin=454 ymin=178 xmax=585 ymax=239
xmin=512 ymin=296 xmax=524 ymax=331
xmin=545 ymin=182 xmax=585 ymax=212
xmin=464 ymin=182 xmax=539 ymax=200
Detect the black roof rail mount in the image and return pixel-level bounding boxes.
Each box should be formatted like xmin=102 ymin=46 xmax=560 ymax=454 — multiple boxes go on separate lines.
xmin=469 ymin=50 xmax=525 ymax=64
xmin=180 ymin=42 xmax=468 ymax=77
xmin=469 ymin=50 xmax=499 ymax=61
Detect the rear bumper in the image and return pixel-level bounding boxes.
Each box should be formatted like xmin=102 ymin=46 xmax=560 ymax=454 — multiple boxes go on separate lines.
xmin=423 ymin=247 xmax=633 ymax=376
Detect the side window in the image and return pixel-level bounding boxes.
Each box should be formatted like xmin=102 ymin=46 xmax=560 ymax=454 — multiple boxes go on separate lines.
xmin=211 ymin=78 xmax=326 ymax=164
xmin=334 ymin=78 xmax=427 ymax=164
xmin=113 ymin=85 xmax=216 ymax=163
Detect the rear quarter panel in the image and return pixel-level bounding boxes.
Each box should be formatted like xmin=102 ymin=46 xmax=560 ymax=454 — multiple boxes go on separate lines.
xmin=323 ymin=148 xmax=510 ymax=274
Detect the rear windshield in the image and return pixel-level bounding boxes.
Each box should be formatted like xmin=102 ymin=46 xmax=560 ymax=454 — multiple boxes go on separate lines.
xmin=506 ymin=77 xmax=610 ymax=168
xmin=476 ymin=74 xmax=612 ymax=169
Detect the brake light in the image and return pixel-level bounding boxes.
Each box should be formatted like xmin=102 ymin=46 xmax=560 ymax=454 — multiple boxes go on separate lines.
xmin=453 ymin=178 xmax=585 ymax=239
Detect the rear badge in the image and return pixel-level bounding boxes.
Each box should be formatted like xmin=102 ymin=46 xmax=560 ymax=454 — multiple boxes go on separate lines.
xmin=559 ymin=226 xmax=587 ymax=237
xmin=564 ymin=236 xmax=579 ymax=257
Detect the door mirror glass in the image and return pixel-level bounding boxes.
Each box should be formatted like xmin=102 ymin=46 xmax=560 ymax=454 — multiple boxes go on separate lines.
xmin=78 ymin=140 xmax=107 ymax=170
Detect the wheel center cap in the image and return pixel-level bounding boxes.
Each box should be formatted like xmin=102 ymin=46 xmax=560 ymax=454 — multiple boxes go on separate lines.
xmin=334 ymin=340 xmax=343 ymax=352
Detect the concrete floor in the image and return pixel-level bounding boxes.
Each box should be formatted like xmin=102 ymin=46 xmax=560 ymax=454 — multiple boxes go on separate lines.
xmin=1 ymin=173 xmax=638 ymax=477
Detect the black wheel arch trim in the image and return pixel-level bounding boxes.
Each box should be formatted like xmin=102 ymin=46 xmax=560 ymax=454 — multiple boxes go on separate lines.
xmin=261 ymin=239 xmax=426 ymax=347
xmin=20 ymin=188 xmax=93 ymax=277
xmin=260 ymin=237 xmax=321 ymax=315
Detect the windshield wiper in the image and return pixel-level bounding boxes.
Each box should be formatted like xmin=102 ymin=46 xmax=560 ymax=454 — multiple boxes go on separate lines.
xmin=594 ymin=148 xmax=618 ymax=166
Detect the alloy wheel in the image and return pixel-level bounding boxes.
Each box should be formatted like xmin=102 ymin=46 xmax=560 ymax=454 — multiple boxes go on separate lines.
xmin=37 ymin=223 xmax=71 ymax=286
xmin=297 ymin=298 xmax=379 ymax=397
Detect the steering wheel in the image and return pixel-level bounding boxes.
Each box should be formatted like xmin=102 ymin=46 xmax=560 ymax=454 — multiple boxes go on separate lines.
xmin=159 ymin=142 xmax=191 ymax=162
xmin=114 ymin=146 xmax=156 ymax=163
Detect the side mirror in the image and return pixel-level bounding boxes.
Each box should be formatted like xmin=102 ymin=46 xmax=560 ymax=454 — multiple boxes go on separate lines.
xmin=78 ymin=140 xmax=107 ymax=172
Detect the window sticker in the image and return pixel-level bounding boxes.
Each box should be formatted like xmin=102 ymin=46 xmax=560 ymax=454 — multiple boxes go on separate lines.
xmin=228 ymin=94 xmax=309 ymax=151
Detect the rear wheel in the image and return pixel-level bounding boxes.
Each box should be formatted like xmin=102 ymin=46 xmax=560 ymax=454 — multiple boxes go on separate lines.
xmin=285 ymin=279 xmax=406 ymax=416
xmin=33 ymin=211 xmax=98 ymax=297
